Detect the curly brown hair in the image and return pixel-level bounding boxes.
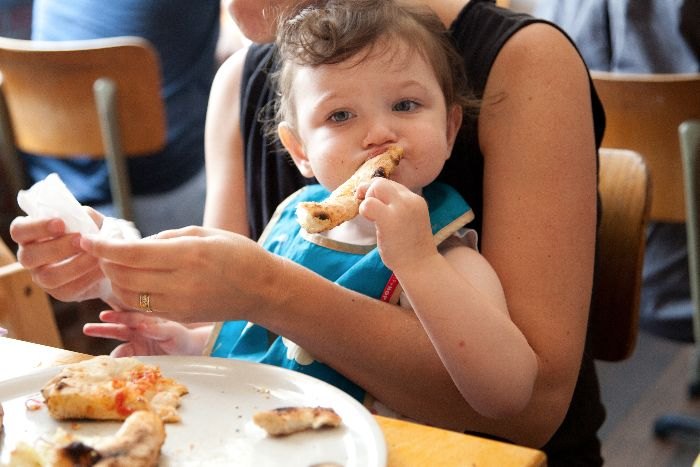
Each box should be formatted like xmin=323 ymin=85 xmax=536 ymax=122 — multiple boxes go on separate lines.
xmin=266 ymin=0 xmax=478 ymax=134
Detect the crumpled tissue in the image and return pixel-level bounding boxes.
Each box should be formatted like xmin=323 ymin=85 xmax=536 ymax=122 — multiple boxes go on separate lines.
xmin=17 ymin=173 xmax=141 ymax=301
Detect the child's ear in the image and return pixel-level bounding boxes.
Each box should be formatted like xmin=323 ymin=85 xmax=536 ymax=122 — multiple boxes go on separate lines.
xmin=445 ymin=105 xmax=464 ymax=159
xmin=278 ymin=122 xmax=313 ymax=177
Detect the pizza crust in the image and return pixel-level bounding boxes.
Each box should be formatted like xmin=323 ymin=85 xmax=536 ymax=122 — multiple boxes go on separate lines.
xmin=296 ymin=146 xmax=404 ymax=233
xmin=9 ymin=410 xmax=165 ymax=467
xmin=41 ymin=356 xmax=188 ymax=423
xmin=253 ymin=406 xmax=342 ymax=436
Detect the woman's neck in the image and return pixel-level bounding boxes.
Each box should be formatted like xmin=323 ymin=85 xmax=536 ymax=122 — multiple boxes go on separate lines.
xmin=402 ymin=0 xmax=469 ymax=27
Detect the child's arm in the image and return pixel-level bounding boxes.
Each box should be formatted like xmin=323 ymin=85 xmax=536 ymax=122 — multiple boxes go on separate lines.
xmin=405 ymin=240 xmax=537 ymax=418
xmin=360 ymin=178 xmax=537 ymax=419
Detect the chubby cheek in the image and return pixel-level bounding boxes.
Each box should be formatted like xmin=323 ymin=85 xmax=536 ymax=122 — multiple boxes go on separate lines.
xmin=299 ymin=131 xmax=359 ymax=189
xmin=397 ymin=135 xmax=452 ymax=189
xmin=394 ymin=162 xmax=444 ymax=192
xmin=306 ymin=148 xmax=358 ymax=189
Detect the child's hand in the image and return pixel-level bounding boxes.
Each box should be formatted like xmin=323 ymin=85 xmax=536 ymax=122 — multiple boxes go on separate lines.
xmin=358 ymin=178 xmax=438 ymax=272
xmin=83 ymin=310 xmax=211 ymax=357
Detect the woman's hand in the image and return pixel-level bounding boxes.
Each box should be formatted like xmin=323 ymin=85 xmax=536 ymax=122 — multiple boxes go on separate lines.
xmin=9 ymin=209 xmax=106 ymax=302
xmin=358 ymin=178 xmax=437 ymax=272
xmin=83 ymin=310 xmax=212 ymax=357
xmin=78 ymin=226 xmax=275 ymax=323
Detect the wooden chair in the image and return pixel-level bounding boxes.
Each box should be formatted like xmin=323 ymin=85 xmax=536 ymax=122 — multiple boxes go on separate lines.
xmin=0 ymin=237 xmax=62 ymax=347
xmin=0 ymin=36 xmax=166 ymax=222
xmin=590 ymin=72 xmax=700 ymax=222
xmin=590 ymin=148 xmax=651 ymax=361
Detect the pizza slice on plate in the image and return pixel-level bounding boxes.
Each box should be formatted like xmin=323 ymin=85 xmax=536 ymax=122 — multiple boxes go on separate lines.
xmin=8 ymin=410 xmax=165 ymax=467
xmin=253 ymin=406 xmax=342 ymax=436
xmin=41 ymin=356 xmax=188 ymax=423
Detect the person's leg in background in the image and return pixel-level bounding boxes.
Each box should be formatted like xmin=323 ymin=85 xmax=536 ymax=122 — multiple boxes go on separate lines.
xmin=639 ymin=222 xmax=694 ymax=343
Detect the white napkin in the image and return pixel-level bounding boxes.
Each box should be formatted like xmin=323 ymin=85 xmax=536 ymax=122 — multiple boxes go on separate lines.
xmin=17 ymin=173 xmax=141 ymax=301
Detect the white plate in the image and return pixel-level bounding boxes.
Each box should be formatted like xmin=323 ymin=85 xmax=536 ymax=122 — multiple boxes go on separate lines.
xmin=0 ymin=356 xmax=386 ymax=466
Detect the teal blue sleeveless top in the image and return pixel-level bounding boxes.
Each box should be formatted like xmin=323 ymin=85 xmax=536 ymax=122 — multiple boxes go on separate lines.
xmin=209 ymin=182 xmax=474 ymax=403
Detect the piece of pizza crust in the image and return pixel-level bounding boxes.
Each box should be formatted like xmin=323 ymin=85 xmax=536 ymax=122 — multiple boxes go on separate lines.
xmin=253 ymin=406 xmax=342 ymax=436
xmin=296 ymin=146 xmax=404 ymax=233
xmin=9 ymin=410 xmax=165 ymax=467
xmin=41 ymin=356 xmax=188 ymax=423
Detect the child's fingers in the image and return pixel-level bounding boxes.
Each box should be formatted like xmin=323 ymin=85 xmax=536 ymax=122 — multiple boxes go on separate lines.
xmin=359 ymin=197 xmax=386 ymax=222
xmin=83 ymin=323 xmax=132 ymax=341
xmin=98 ymin=309 xmax=151 ymax=328
xmin=355 ymin=182 xmax=370 ymax=200
xmin=139 ymin=321 xmax=180 ymax=343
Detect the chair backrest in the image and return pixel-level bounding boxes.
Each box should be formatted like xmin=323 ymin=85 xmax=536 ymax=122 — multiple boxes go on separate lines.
xmin=591 ymin=71 xmax=700 ymax=222
xmin=0 ymin=237 xmax=62 ymax=347
xmin=590 ymin=148 xmax=652 ymax=361
xmin=680 ymin=121 xmax=700 ymax=342
xmin=0 ymin=36 xmax=167 ymax=221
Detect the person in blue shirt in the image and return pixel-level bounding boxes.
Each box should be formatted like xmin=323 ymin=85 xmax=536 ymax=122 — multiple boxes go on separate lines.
xmin=0 ymin=0 xmax=32 ymax=39
xmin=24 ymin=0 xmax=221 ymax=236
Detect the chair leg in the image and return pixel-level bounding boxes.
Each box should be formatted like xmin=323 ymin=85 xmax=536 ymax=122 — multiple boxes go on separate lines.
xmin=690 ymin=347 xmax=700 ymax=398
xmin=654 ymin=414 xmax=700 ymax=441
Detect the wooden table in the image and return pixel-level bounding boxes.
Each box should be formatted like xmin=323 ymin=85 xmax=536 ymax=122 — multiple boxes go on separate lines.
xmin=0 ymin=337 xmax=547 ymax=466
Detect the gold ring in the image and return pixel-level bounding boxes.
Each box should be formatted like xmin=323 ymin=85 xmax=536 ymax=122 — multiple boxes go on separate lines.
xmin=138 ymin=292 xmax=153 ymax=313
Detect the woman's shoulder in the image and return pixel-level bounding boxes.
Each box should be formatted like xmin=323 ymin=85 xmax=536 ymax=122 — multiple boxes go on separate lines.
xmin=450 ymin=1 xmax=540 ymax=93
xmin=452 ymin=2 xmax=604 ymax=144
xmin=452 ymin=2 xmax=582 ymax=96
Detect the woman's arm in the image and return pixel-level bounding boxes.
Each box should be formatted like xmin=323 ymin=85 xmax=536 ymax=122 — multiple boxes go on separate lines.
xmin=81 ymin=225 xmax=477 ymax=426
xmin=203 ymin=47 xmax=250 ymax=235
xmin=473 ymin=23 xmax=598 ymax=445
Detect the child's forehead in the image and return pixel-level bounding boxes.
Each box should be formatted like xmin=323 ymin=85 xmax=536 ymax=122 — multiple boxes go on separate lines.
xmin=288 ymin=45 xmax=438 ymax=104
xmin=328 ymin=36 xmax=424 ymax=71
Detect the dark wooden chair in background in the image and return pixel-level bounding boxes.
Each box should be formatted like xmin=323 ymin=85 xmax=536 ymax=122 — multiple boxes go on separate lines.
xmin=591 ymin=148 xmax=651 ymax=362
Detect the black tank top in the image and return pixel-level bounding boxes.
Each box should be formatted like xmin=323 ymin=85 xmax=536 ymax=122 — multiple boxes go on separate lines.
xmin=240 ymin=1 xmax=606 ymax=465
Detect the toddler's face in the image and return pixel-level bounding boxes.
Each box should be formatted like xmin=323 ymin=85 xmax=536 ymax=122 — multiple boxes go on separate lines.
xmin=282 ymin=40 xmax=462 ymax=193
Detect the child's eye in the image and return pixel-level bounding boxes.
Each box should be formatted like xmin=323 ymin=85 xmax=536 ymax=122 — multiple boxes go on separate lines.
xmin=393 ymin=100 xmax=420 ymax=112
xmin=329 ymin=110 xmax=353 ymax=123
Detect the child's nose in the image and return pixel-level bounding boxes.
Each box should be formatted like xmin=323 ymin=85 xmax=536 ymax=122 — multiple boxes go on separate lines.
xmin=362 ymin=116 xmax=398 ymax=148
